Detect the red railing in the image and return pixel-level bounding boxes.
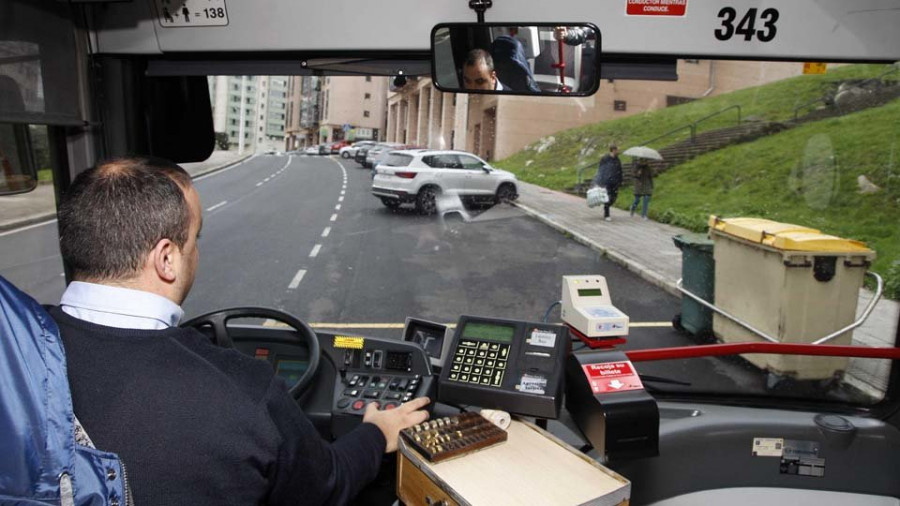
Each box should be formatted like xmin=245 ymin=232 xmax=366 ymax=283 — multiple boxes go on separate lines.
xmin=627 ymin=342 xmax=900 ymax=363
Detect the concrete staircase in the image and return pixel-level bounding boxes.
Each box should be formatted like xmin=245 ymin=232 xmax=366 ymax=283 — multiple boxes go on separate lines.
xmin=646 ymin=121 xmax=786 ymax=176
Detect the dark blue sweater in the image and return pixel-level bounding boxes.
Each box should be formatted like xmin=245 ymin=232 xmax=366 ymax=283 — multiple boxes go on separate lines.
xmin=49 ymin=307 xmax=386 ymax=506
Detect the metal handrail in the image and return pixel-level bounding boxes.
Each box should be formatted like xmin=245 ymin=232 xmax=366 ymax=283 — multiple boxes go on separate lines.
xmin=689 ymin=104 xmax=742 ymax=133
xmin=675 ymin=271 xmax=884 ymax=346
xmin=793 ymin=96 xmax=828 ymax=121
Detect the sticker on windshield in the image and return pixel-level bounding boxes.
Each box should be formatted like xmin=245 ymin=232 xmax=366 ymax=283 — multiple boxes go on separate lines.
xmin=626 ymin=0 xmax=688 ymax=17
xmin=752 ymin=437 xmax=784 ymax=457
xmin=333 ymin=336 xmax=364 ymax=349
xmin=156 ymin=0 xmax=229 ymax=27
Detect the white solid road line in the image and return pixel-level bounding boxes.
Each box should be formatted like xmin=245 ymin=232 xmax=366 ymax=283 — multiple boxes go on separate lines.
xmin=322 ymin=227 xmax=331 ymax=237
xmin=309 ymin=244 xmax=322 ymax=257
xmin=287 ymin=269 xmax=307 ymax=289
xmin=206 ymin=201 xmax=227 ymax=212
xmin=330 ymin=214 xmax=337 ymax=221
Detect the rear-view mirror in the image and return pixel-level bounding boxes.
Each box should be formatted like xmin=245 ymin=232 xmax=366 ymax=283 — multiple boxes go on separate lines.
xmin=431 ymin=23 xmax=601 ymax=96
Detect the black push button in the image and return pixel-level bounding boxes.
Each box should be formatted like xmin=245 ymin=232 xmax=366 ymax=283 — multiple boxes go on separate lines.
xmin=337 ymin=398 xmax=352 ymax=409
xmin=363 ymin=390 xmax=381 ymax=399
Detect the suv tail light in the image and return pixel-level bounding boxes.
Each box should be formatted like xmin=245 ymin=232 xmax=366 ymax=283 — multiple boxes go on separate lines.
xmin=395 ymin=171 xmax=417 ymax=179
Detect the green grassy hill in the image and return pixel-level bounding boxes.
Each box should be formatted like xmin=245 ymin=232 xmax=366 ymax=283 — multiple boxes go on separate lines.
xmin=494 ymin=64 xmax=895 ymax=190
xmin=493 ymin=64 xmax=900 ymax=297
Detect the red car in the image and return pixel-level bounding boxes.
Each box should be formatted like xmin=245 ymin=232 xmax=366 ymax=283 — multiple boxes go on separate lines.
xmin=330 ymin=140 xmax=351 ymax=154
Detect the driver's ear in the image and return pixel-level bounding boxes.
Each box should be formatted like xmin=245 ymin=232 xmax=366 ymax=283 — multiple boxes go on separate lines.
xmin=151 ymin=238 xmax=178 ymax=283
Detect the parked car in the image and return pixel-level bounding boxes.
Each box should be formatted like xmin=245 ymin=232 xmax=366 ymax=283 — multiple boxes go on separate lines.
xmin=303 ymin=145 xmax=319 ymax=155
xmin=330 ymin=140 xmax=350 ymax=154
xmin=315 ymin=144 xmax=330 ymax=155
xmin=354 ymin=145 xmax=373 ymax=165
xmin=364 ymin=142 xmax=404 ymax=169
xmin=340 ymin=141 xmax=376 ymax=159
xmin=371 ymin=150 xmax=518 ymax=214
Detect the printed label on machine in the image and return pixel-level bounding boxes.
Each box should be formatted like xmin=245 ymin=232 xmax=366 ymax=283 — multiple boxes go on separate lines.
xmin=516 ymin=374 xmax=548 ymax=395
xmin=527 ymin=329 xmax=557 ymax=348
xmin=625 ymin=0 xmax=687 ymax=17
xmin=581 ymin=361 xmax=644 ymax=394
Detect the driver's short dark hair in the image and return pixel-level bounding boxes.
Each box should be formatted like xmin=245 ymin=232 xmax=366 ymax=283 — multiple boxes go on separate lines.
xmin=58 ymin=156 xmax=193 ymax=282
xmin=465 ymin=49 xmax=494 ymax=71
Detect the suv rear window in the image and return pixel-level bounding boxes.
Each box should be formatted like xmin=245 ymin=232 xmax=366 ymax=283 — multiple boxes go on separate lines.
xmin=384 ymin=153 xmax=413 ymax=167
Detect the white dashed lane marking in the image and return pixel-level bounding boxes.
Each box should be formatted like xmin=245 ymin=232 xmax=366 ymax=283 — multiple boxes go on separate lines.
xmin=309 ymin=244 xmax=322 ymax=258
xmin=322 ymin=227 xmax=331 ymax=237
xmin=287 ymin=269 xmax=306 ymax=289
xmin=206 ymin=201 xmax=227 ymax=212
xmin=330 ymin=214 xmax=337 ymax=222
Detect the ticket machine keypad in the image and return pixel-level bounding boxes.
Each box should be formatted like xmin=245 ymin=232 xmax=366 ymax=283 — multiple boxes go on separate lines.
xmin=447 ymin=340 xmax=510 ymax=387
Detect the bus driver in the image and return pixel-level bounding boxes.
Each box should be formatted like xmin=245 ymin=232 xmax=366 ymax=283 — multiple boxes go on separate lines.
xmin=50 ymin=157 xmax=431 ymax=505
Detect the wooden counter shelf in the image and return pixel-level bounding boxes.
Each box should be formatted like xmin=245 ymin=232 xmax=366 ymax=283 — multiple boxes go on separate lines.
xmin=397 ymin=417 xmax=630 ymax=506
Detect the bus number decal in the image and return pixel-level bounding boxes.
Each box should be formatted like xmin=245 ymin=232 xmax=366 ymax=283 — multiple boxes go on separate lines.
xmin=715 ymin=7 xmax=778 ymax=43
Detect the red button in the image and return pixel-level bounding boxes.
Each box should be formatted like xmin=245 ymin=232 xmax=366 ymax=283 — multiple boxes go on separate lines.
xmin=383 ymin=402 xmax=399 ymax=410
xmin=352 ymin=400 xmax=366 ymax=411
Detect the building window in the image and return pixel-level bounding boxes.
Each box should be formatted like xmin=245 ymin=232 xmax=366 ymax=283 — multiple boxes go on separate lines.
xmin=363 ymin=111 xmax=370 ymax=118
xmin=365 ymin=76 xmax=372 ymax=82
xmin=614 ymin=100 xmax=627 ymax=111
xmin=685 ymin=59 xmax=701 ymax=64
xmin=365 ymin=93 xmax=371 ymax=99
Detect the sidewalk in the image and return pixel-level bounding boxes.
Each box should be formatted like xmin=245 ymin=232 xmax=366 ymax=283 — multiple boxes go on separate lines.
xmin=513 ymin=181 xmax=899 ymax=398
xmin=0 ymin=150 xmax=251 ymax=232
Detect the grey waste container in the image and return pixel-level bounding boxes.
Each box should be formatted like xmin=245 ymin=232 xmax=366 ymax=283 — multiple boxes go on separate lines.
xmin=672 ymin=233 xmax=715 ymax=340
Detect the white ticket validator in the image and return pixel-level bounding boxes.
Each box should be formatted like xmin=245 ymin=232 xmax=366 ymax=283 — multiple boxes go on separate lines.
xmin=560 ymin=275 xmax=629 ymax=339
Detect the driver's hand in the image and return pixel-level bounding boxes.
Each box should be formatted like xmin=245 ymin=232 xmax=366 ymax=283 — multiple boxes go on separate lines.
xmin=363 ymin=397 xmax=430 ymax=453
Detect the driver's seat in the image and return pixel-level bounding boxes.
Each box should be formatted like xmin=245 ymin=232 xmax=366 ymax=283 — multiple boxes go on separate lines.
xmin=0 ymin=275 xmax=132 ymax=505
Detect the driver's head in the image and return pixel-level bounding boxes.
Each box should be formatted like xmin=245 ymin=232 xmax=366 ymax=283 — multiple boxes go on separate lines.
xmin=463 ymin=49 xmax=497 ymax=90
xmin=59 ymin=157 xmax=202 ymax=305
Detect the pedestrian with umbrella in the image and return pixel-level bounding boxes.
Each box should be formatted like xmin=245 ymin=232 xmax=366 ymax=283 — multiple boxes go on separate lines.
xmin=592 ymin=143 xmax=623 ymax=221
xmin=623 ymin=146 xmax=662 ymax=220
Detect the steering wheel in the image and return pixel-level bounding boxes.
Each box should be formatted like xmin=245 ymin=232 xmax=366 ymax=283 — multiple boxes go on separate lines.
xmin=181 ymin=307 xmax=321 ymax=399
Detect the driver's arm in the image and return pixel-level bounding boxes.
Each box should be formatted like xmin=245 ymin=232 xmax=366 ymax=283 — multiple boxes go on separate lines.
xmin=263 ymin=377 xmax=428 ymax=505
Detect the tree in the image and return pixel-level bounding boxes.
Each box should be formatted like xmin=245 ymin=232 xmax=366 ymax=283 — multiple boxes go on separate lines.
xmin=214 ymin=132 xmax=230 ymax=150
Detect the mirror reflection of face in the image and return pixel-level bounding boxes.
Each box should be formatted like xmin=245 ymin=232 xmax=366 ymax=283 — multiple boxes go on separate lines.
xmin=463 ymin=62 xmax=496 ymax=91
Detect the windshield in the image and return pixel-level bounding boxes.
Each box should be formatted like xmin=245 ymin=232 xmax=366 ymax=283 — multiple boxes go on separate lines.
xmin=2 ymin=61 xmax=898 ymax=410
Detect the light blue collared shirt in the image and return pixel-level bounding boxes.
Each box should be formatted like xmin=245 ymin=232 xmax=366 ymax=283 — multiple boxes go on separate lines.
xmin=60 ymin=281 xmax=184 ymax=330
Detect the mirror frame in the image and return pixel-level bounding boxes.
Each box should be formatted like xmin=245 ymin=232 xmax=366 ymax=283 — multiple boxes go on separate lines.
xmin=430 ymin=22 xmax=602 ymax=97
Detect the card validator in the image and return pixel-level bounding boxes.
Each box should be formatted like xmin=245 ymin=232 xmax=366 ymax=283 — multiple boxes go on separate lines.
xmin=560 ymin=275 xmax=629 ymax=338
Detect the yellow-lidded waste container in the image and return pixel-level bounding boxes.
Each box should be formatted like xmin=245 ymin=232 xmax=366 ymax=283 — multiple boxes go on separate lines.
xmin=708 ymin=216 xmax=875 ymax=380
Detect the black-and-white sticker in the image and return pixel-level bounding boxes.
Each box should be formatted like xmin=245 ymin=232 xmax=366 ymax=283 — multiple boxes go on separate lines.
xmin=752 ymin=437 xmax=784 ymax=457
xmin=516 ymin=374 xmax=548 ymax=395
xmin=528 ymin=329 xmax=557 ymax=348
xmin=156 ymin=0 xmax=229 ymax=27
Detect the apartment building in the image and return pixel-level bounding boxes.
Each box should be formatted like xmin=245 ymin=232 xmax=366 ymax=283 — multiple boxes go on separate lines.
xmin=285 ymin=76 xmax=320 ymax=150
xmin=208 ymin=75 xmax=289 ymax=152
xmin=318 ymin=76 xmax=389 ymax=144
xmin=386 ymin=60 xmax=803 ymax=161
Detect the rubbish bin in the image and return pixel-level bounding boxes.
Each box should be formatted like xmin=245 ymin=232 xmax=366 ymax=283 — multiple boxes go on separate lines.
xmin=709 ymin=216 xmax=876 ymax=380
xmin=672 ymin=234 xmax=715 ymax=339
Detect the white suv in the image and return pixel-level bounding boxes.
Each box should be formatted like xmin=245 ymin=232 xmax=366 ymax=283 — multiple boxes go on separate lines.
xmin=339 ymin=141 xmax=375 ymax=159
xmin=371 ymin=150 xmax=518 ymax=214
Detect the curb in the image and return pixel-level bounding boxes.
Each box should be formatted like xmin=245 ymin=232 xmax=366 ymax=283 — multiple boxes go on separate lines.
xmin=188 ymin=153 xmax=254 ymax=179
xmin=0 ymin=212 xmax=58 ymax=233
xmin=0 ymin=154 xmax=254 ymax=233
xmin=512 ymin=200 xmax=682 ymax=299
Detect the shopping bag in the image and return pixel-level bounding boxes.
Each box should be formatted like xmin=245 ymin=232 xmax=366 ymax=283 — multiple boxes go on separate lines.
xmin=586 ymin=186 xmax=609 ymax=208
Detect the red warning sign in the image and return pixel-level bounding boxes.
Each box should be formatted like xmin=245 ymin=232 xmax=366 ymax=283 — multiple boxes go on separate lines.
xmin=626 ymin=0 xmax=688 ymax=17
xmin=582 ymin=361 xmax=644 ymax=394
